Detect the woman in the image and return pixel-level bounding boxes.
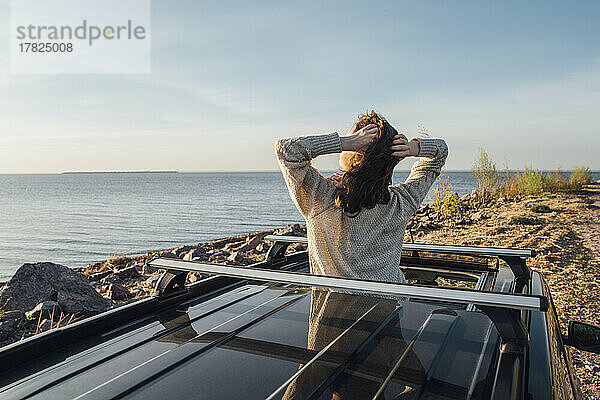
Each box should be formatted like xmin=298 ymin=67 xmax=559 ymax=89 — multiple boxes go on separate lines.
xmin=274 ymin=111 xmax=448 ymax=283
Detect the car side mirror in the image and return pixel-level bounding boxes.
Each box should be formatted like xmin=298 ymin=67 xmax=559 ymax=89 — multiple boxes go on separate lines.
xmin=565 ymin=321 xmax=600 ymax=354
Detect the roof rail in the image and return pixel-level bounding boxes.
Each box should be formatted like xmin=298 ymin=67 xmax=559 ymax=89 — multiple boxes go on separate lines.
xmin=149 ymin=258 xmax=547 ymax=312
xmin=263 ymin=235 xmax=535 ymax=281
xmin=263 ymin=235 xmax=535 ymax=257
xmin=149 ymin=258 xmax=547 ymax=347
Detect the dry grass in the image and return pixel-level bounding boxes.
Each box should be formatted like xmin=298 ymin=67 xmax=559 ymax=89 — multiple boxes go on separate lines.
xmin=33 ymin=304 xmax=76 ymax=336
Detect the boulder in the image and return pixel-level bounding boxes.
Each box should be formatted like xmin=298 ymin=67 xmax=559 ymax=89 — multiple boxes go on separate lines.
xmin=114 ymin=265 xmax=140 ymax=280
xmin=0 ymin=262 xmax=111 ymax=316
xmin=107 ymin=283 xmax=130 ymax=300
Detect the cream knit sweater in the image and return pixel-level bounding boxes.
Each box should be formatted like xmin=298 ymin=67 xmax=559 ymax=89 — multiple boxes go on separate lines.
xmin=275 ymin=132 xmax=448 ymax=283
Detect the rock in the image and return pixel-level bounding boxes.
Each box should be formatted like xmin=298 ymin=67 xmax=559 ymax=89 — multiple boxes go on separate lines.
xmin=289 ymin=243 xmax=307 ymax=252
xmin=245 ymin=234 xmax=265 ymax=248
xmin=114 ymin=265 xmax=140 ymax=280
xmin=86 ymin=261 xmax=103 ymax=270
xmin=100 ymin=275 xmax=122 ymax=285
xmin=143 ymin=252 xmax=176 ymax=274
xmin=183 ymin=248 xmax=206 ymax=261
xmin=255 ymin=243 xmax=267 ymax=253
xmin=89 ymin=270 xmax=111 ymax=282
xmin=0 ymin=311 xmax=24 ymax=341
xmin=145 ymin=275 xmax=161 ymax=286
xmin=207 ymin=249 xmax=228 ymax=261
xmin=187 ymin=272 xmax=204 ymax=284
xmin=25 ymin=301 xmax=60 ymax=320
xmin=273 ymin=223 xmax=306 ymax=237
xmin=227 ymin=251 xmax=249 ymax=263
xmin=0 ymin=262 xmax=111 ymax=316
xmin=172 ymin=245 xmax=196 ymax=258
xmin=159 ymin=251 xmax=178 ymax=259
xmin=222 ymin=241 xmax=241 ymax=252
xmin=233 ymin=234 xmax=267 ymax=254
xmin=107 ymin=283 xmax=130 ymax=300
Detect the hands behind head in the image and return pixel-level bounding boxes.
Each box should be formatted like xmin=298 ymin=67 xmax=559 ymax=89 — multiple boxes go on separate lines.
xmin=340 ymin=125 xmax=420 ymax=158
xmin=341 ymin=123 xmax=378 ymax=153
xmin=390 ymin=133 xmax=420 ymax=159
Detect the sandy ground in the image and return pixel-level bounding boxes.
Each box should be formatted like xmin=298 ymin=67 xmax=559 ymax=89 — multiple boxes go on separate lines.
xmin=411 ymin=186 xmax=600 ymax=398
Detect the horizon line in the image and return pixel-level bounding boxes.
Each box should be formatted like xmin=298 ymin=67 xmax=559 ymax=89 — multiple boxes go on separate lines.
xmin=1 ymin=169 xmax=599 ymax=176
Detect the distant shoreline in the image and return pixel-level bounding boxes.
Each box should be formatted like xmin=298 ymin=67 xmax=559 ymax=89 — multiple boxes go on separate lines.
xmin=61 ymin=171 xmax=178 ymax=174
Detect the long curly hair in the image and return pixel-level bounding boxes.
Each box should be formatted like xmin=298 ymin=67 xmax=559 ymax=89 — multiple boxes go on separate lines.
xmin=331 ymin=111 xmax=401 ymax=217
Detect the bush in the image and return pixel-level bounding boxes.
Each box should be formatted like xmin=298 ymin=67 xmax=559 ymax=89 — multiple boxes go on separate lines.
xmin=569 ymin=167 xmax=592 ymax=190
xmin=544 ymin=169 xmax=569 ymax=193
xmin=530 ymin=204 xmax=551 ymax=213
xmin=429 ymin=172 xmax=462 ymax=224
xmin=516 ymin=167 xmax=546 ymax=195
xmin=472 ymin=148 xmax=501 ymax=198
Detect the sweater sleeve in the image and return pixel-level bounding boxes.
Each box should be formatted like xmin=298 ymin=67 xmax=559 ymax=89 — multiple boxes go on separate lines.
xmin=392 ymin=138 xmax=448 ymax=212
xmin=275 ymin=132 xmax=343 ymax=220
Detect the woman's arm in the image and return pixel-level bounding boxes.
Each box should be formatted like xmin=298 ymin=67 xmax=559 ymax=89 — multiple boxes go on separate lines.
xmin=274 ymin=124 xmax=378 ymax=219
xmin=391 ymin=137 xmax=449 ymax=211
xmin=275 ymin=133 xmax=343 ymax=220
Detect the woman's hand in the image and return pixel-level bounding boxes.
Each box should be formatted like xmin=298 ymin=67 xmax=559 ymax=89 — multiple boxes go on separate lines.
xmin=390 ymin=133 xmax=420 ymax=158
xmin=340 ymin=124 xmax=378 ymax=153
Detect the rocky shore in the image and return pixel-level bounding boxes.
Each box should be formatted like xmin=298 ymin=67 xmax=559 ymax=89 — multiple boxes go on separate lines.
xmin=1 ymin=184 xmax=599 ymax=398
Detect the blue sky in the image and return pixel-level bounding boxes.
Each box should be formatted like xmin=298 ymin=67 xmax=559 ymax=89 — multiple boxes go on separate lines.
xmin=1 ymin=0 xmax=599 ymax=173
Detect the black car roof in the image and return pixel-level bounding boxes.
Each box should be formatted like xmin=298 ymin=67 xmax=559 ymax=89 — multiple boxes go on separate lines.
xmin=0 ymin=239 xmax=544 ymax=400
xmin=1 ymin=282 xmax=503 ymax=400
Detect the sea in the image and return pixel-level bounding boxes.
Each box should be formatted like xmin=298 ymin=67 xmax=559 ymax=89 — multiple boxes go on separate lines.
xmin=1 ymin=171 xmax=598 ymax=280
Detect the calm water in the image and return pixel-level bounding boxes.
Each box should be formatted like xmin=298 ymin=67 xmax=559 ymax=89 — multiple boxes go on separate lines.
xmin=0 ymin=171 xmax=597 ymax=280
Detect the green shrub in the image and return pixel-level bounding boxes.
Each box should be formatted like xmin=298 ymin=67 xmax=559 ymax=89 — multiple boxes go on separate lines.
xmin=544 ymin=169 xmax=569 ymax=193
xmin=429 ymin=172 xmax=462 ymax=224
xmin=569 ymin=167 xmax=592 ymax=190
xmin=516 ymin=167 xmax=546 ymax=195
xmin=530 ymin=204 xmax=551 ymax=213
xmin=472 ymin=148 xmax=501 ymax=197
